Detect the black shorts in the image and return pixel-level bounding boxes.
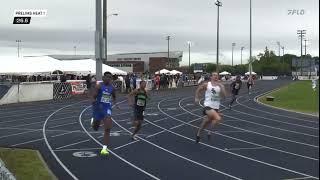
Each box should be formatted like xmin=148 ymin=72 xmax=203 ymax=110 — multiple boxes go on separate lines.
xmin=133 ymin=107 xmax=145 ymax=121
xmin=232 ymin=89 xmax=239 ymax=95
xmin=203 ymin=107 xmax=219 ymax=116
xmin=247 ymin=84 xmax=252 ymax=89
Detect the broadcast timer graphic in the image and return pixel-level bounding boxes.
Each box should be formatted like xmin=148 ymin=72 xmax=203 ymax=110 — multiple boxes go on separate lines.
xmin=13 ymin=9 xmax=47 ymax=24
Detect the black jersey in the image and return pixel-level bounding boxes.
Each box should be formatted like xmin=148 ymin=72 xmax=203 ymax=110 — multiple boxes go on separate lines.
xmin=135 ymin=89 xmax=147 ymax=109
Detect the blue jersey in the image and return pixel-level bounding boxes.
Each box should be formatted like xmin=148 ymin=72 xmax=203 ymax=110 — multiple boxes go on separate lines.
xmin=96 ymin=83 xmax=114 ymax=107
xmin=92 ymin=83 xmax=114 ymax=120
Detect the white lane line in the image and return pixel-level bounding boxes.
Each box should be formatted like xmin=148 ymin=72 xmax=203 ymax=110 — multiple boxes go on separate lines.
xmin=144 ymin=96 xmax=251 ymax=140
xmin=153 ymin=103 xmax=319 ymax=179
xmin=0 ymin=108 xmax=80 ymax=119
xmin=48 ymin=122 xmax=78 ymax=129
xmin=51 ymin=131 xmax=75 ymax=138
xmin=0 ymin=100 xmax=86 ymax=116
xmin=152 ymin=108 xmax=202 ymax=123
xmin=116 ymin=118 xmax=130 ymax=122
xmin=179 ymin=98 xmax=319 ymax=161
xmin=7 ymin=115 xmax=78 ymax=128
xmin=0 ymin=129 xmax=41 ymax=139
xmin=234 ymin=99 xmax=319 ymax=130
xmin=11 ymin=138 xmax=44 ymax=147
xmin=195 ymin=96 xmax=319 ymax=148
xmin=10 ymin=130 xmax=78 ymax=147
xmin=162 ymin=98 xmax=320 ymax=175
xmin=113 ymin=140 xmax=141 ymax=150
xmin=53 ymin=148 xmax=101 ymax=152
xmin=43 ymin=101 xmax=85 ymax=180
xmin=79 ymin=105 xmax=160 ymax=180
xmin=220 ymin=105 xmax=319 ymax=138
xmin=282 ymin=177 xmax=313 ymax=180
xmin=222 ymin=120 xmax=319 ymax=148
xmin=0 ymin=111 xmax=79 ymax=124
xmin=55 ymin=139 xmax=91 ymax=150
xmin=0 ymin=127 xmax=78 ymax=132
xmin=225 ymin=147 xmax=267 ymax=151
xmin=112 ymin=118 xmax=243 ymax=180
xmin=147 ymin=117 xmax=203 ymax=139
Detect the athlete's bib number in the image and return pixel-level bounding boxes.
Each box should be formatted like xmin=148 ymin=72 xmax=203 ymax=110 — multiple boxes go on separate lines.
xmin=211 ymin=94 xmax=220 ymax=101
xmin=235 ymin=83 xmax=240 ymax=90
xmin=137 ymin=99 xmax=145 ymax=106
xmin=101 ymin=95 xmax=111 ymax=103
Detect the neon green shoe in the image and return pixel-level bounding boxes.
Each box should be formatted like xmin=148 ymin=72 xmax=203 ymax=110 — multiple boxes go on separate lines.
xmin=100 ymin=148 xmax=109 ymax=156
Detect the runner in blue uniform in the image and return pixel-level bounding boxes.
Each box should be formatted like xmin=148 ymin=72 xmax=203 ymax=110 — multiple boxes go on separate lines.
xmin=91 ymin=72 xmax=118 ymax=156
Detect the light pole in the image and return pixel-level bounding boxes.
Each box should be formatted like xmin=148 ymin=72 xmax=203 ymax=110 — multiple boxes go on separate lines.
xmin=105 ymin=13 xmax=118 ymax=62
xmin=277 ymin=41 xmax=281 ymax=59
xmin=215 ymin=0 xmax=222 ymax=72
xmin=240 ymin=46 xmax=244 ymax=65
xmin=297 ymin=29 xmax=306 ymax=76
xmin=304 ymin=39 xmax=311 ymax=78
xmin=95 ymin=0 xmax=103 ymax=81
xmin=74 ymin=45 xmax=77 ymax=56
xmin=166 ymin=36 xmax=171 ymax=68
xmin=16 ymin=40 xmax=21 ymax=57
xmin=187 ymin=41 xmax=192 ymax=73
xmin=232 ymin=43 xmax=236 ymax=66
xmin=281 ymin=46 xmax=285 ymax=75
xmin=249 ymin=0 xmax=252 ymax=76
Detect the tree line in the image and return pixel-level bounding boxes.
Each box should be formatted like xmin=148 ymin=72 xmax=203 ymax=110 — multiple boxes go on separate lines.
xmin=184 ymin=47 xmax=319 ymax=76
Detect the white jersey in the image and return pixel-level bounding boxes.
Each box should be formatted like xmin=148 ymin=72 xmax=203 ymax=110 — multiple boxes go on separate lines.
xmin=203 ymin=82 xmax=221 ymax=109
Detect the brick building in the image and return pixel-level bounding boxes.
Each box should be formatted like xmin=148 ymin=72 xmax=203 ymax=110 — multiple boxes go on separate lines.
xmin=106 ymin=51 xmax=183 ymax=73
xmin=48 ymin=51 xmax=183 ymax=74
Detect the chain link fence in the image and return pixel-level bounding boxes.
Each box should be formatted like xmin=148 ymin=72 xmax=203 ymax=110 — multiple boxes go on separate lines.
xmin=0 ymin=159 xmax=16 ymax=180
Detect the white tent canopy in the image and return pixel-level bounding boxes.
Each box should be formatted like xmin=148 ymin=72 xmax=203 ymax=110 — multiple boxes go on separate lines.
xmin=169 ymin=70 xmax=182 ymax=75
xmin=58 ymin=59 xmax=127 ymax=76
xmin=0 ymin=56 xmax=62 ymax=75
xmin=245 ymin=72 xmax=257 ymax=75
xmin=155 ymin=69 xmax=170 ymax=74
xmin=219 ymin=71 xmax=231 ymax=75
xmin=0 ymin=56 xmax=127 ymax=76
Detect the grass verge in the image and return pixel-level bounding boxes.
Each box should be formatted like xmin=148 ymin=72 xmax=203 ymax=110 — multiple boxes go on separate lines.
xmin=0 ymin=148 xmax=56 ymax=180
xmin=258 ymin=80 xmax=319 ymax=115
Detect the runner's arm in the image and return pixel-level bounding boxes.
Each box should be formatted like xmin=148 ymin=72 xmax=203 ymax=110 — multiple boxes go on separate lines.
xmin=230 ymin=82 xmax=235 ymax=92
xmin=112 ymin=86 xmax=118 ymax=107
xmin=220 ymin=84 xmax=227 ymax=99
xmin=195 ymin=83 xmax=207 ymax=103
xmin=91 ymin=84 xmax=101 ymax=104
xmin=127 ymin=89 xmax=138 ymax=106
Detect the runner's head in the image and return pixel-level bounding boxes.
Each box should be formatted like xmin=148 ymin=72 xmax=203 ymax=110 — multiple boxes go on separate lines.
xmin=103 ymin=71 xmax=112 ymax=84
xmin=236 ymin=75 xmax=241 ymax=81
xmin=140 ymin=80 xmax=146 ymax=89
xmin=211 ymin=72 xmax=219 ymax=81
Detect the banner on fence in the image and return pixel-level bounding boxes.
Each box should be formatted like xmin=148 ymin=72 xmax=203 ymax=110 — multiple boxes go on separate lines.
xmin=67 ymin=80 xmax=87 ymax=95
xmin=53 ymin=83 xmax=72 ymax=100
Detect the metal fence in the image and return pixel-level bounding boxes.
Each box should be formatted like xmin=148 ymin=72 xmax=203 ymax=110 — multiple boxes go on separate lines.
xmin=0 ymin=159 xmax=16 ymax=180
xmin=53 ymin=82 xmax=72 ymax=100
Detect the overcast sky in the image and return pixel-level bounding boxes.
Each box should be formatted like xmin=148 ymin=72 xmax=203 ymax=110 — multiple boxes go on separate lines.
xmin=0 ymin=0 xmax=318 ymax=65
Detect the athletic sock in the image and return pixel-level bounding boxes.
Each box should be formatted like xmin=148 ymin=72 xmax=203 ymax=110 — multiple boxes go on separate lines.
xmin=103 ymin=145 xmax=107 ymax=150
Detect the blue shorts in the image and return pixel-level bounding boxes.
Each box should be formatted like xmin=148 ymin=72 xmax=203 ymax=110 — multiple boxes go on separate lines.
xmin=92 ymin=102 xmax=112 ymax=121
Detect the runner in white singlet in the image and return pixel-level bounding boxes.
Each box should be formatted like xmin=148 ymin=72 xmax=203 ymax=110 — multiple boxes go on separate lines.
xmin=195 ymin=72 xmax=227 ymax=143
